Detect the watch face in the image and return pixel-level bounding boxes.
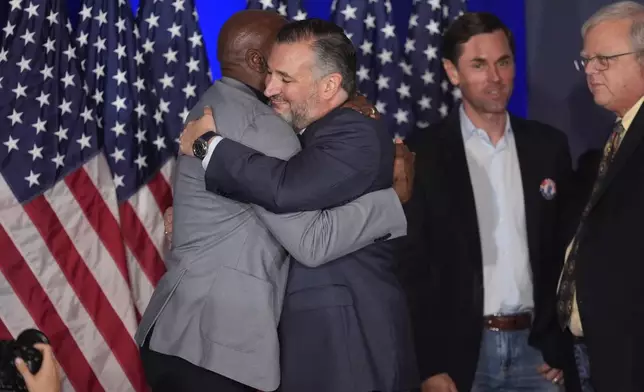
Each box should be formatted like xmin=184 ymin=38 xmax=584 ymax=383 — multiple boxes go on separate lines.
xmin=193 ymin=140 xmax=207 ymax=159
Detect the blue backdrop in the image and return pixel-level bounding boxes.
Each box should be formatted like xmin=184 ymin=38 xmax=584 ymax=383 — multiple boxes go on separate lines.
xmin=52 ymin=0 xmax=527 ymax=116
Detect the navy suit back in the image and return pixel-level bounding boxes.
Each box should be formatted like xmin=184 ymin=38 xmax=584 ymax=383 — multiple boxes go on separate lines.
xmin=279 ymin=108 xmax=418 ymax=392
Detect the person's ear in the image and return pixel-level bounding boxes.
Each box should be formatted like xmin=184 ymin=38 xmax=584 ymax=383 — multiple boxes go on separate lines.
xmin=245 ymin=49 xmax=267 ymax=73
xmin=442 ymin=59 xmax=460 ymax=87
xmin=321 ymin=72 xmax=343 ymax=99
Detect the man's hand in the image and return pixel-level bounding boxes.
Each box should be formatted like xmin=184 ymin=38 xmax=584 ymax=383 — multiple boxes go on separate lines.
xmin=538 ymin=363 xmax=564 ymax=385
xmin=393 ymin=138 xmax=415 ymax=204
xmin=421 ymin=373 xmax=459 ymax=392
xmin=179 ymin=106 xmax=216 ymax=156
xmin=343 ymin=94 xmax=380 ymax=120
xmin=163 ymin=207 xmax=173 ymax=247
xmin=15 ymin=343 xmax=61 ymax=392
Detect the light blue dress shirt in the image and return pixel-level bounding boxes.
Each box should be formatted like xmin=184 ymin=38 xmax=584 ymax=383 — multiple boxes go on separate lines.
xmin=459 ymin=105 xmax=534 ymax=316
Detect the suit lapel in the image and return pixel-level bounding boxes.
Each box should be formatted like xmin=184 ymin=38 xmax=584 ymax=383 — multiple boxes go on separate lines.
xmin=589 ymin=105 xmax=644 ymax=209
xmin=511 ymin=117 xmax=542 ymax=278
xmin=438 ymin=111 xmax=483 ymax=270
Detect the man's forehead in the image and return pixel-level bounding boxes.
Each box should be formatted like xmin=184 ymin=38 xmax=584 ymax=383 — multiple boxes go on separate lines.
xmin=460 ymin=32 xmax=511 ymax=58
xmin=584 ymin=19 xmax=632 ymax=49
xmin=269 ymin=42 xmax=314 ymax=68
xmin=271 ymin=41 xmax=313 ymax=57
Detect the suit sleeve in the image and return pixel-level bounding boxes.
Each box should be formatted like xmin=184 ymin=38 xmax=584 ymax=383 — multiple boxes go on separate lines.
xmin=555 ymin=133 xmax=577 ymax=252
xmin=396 ymin=151 xmax=447 ymax=381
xmin=537 ymin=131 xmax=575 ymax=370
xmin=251 ymin=188 xmax=406 ymax=267
xmin=205 ymin=112 xmax=382 ymax=213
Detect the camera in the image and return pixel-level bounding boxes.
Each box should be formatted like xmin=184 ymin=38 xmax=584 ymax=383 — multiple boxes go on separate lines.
xmin=0 ymin=329 xmax=48 ymax=392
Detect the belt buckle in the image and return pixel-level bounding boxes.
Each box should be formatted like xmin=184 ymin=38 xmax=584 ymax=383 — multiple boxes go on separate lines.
xmin=485 ymin=316 xmax=500 ymax=332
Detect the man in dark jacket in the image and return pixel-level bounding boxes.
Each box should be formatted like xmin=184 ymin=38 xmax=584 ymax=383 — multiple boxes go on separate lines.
xmin=399 ymin=12 xmax=577 ymax=392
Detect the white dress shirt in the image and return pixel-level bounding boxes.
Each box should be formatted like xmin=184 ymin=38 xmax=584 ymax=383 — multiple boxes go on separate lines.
xmin=460 ymin=106 xmax=534 ymax=316
xmin=201 ymin=135 xmax=223 ymax=170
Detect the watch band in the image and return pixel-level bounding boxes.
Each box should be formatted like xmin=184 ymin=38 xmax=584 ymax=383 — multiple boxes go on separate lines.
xmin=199 ymin=130 xmax=218 ymax=143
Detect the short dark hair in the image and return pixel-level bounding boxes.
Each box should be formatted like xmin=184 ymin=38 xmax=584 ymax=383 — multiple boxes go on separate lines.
xmin=276 ymin=19 xmax=357 ymax=96
xmin=442 ymin=12 xmax=515 ymax=65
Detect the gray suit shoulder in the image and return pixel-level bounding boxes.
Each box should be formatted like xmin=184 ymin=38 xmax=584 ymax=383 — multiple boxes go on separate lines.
xmin=189 ymin=80 xmax=300 ymax=160
xmin=237 ymin=97 xmax=301 ymax=160
xmin=187 ymin=81 xmax=259 ymax=139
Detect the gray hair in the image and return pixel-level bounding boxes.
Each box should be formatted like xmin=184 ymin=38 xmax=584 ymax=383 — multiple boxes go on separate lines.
xmin=582 ymin=1 xmax=644 ymax=57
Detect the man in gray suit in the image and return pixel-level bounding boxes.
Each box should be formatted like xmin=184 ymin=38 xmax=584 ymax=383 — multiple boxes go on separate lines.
xmin=180 ymin=18 xmax=418 ymax=392
xmin=134 ymin=10 xmax=410 ymax=392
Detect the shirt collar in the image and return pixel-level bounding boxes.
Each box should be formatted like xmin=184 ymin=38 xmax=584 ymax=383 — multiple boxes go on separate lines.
xmin=459 ymin=104 xmax=512 ymax=144
xmin=620 ymin=95 xmax=644 ymax=131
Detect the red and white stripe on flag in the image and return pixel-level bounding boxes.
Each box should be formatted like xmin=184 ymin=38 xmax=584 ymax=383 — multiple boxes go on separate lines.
xmin=0 ymin=153 xmax=174 ymax=391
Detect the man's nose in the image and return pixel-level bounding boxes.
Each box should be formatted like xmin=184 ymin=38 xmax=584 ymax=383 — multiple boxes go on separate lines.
xmin=584 ymin=60 xmax=599 ymax=76
xmin=488 ymin=66 xmax=501 ymax=82
xmin=264 ymin=75 xmax=280 ymax=97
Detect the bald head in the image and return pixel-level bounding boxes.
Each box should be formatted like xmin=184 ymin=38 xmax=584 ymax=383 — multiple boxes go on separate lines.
xmin=217 ymin=10 xmax=286 ymax=90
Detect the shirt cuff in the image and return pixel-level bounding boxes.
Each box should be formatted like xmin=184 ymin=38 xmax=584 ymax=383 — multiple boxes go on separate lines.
xmin=201 ymin=135 xmax=224 ymax=170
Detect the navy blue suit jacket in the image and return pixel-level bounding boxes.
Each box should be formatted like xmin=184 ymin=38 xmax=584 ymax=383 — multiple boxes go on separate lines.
xmin=205 ymin=107 xmax=418 ymax=392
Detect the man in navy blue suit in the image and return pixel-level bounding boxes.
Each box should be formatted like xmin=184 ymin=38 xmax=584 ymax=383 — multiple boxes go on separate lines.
xmin=178 ymin=18 xmax=418 ymax=392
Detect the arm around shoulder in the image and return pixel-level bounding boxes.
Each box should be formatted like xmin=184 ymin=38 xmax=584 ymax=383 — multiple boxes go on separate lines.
xmin=206 ymin=111 xmax=382 ymax=213
xmin=252 ymin=187 xmax=406 ymax=267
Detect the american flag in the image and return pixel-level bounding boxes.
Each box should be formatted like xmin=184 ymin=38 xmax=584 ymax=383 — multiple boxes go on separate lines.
xmin=332 ymin=0 xmax=415 ymax=139
xmin=0 ymin=0 xmax=147 ymax=391
xmin=74 ymin=0 xmax=174 ymax=329
xmin=403 ymin=0 xmax=466 ymax=131
xmin=247 ymin=0 xmax=307 ymax=21
xmin=332 ymin=0 xmax=466 ymax=139
xmin=136 ymin=0 xmax=212 ymax=140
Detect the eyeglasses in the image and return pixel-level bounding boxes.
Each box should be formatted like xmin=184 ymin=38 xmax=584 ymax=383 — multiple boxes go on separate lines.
xmin=580 ymin=51 xmax=642 ymax=71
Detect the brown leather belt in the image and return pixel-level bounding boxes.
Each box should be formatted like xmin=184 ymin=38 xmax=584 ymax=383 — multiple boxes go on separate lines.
xmin=483 ymin=312 xmax=532 ymax=331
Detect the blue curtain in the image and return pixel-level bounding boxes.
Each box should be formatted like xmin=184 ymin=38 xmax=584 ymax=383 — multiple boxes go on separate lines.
xmin=47 ymin=0 xmax=526 ymax=116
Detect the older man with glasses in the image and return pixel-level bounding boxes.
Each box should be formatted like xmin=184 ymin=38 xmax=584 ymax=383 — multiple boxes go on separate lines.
xmin=556 ymin=2 xmax=644 ymax=391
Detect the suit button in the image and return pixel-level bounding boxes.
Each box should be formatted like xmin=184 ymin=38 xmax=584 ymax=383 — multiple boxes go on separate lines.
xmin=374 ymin=233 xmax=392 ymax=242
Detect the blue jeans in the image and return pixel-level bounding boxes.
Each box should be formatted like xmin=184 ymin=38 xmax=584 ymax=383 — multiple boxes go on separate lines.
xmin=471 ymin=329 xmax=563 ymax=392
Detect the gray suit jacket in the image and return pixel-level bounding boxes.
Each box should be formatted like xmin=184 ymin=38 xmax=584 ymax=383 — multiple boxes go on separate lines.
xmin=134 ymin=77 xmax=407 ymax=391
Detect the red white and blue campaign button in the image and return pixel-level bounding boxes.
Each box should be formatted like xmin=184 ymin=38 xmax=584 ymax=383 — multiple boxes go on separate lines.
xmin=540 ymin=178 xmax=557 ymax=200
